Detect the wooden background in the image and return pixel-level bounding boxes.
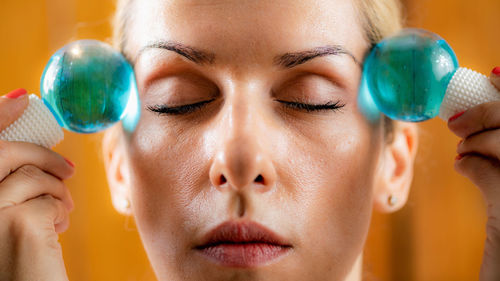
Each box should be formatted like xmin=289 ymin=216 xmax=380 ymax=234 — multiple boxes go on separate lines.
xmin=0 ymin=0 xmax=499 ymax=280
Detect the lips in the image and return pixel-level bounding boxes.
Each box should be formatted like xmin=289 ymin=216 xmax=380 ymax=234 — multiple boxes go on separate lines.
xmin=194 ymin=220 xmax=292 ymax=267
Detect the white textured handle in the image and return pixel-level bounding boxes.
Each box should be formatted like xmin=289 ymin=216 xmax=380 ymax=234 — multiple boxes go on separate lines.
xmin=439 ymin=67 xmax=500 ymax=120
xmin=0 ymin=94 xmax=64 ymax=148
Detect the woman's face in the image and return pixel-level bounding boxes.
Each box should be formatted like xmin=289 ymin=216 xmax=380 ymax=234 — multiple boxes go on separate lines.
xmin=119 ymin=0 xmax=385 ymax=280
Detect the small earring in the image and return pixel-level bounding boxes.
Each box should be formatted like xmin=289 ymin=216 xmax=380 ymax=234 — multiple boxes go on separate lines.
xmin=388 ymin=194 xmax=398 ymax=207
xmin=118 ymin=197 xmax=131 ymax=212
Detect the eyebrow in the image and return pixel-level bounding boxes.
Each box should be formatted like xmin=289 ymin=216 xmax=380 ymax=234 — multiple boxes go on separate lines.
xmin=275 ymin=45 xmax=362 ymax=68
xmin=136 ymin=40 xmax=361 ymax=68
xmin=137 ymin=41 xmax=216 ymax=65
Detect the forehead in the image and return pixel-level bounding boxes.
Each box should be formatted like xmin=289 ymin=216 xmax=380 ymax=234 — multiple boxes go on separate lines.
xmin=128 ymin=0 xmax=367 ymax=65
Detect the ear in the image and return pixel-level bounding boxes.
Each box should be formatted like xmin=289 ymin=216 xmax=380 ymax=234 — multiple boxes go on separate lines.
xmin=373 ymin=121 xmax=418 ymax=213
xmin=102 ymin=125 xmax=133 ymax=215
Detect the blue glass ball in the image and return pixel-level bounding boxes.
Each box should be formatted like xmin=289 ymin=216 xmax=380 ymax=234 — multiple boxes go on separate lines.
xmin=41 ymin=40 xmax=139 ymax=133
xmin=362 ymin=28 xmax=459 ymax=122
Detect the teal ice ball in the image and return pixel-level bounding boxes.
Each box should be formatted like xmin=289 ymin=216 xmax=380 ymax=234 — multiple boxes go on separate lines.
xmin=41 ymin=40 xmax=138 ymax=133
xmin=362 ymin=28 xmax=459 ymax=122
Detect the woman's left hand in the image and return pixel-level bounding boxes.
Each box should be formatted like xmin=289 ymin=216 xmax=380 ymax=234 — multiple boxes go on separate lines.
xmin=447 ymin=67 xmax=500 ymax=281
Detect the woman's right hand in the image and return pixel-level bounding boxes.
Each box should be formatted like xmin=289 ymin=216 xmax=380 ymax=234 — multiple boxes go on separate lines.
xmin=0 ymin=89 xmax=74 ymax=281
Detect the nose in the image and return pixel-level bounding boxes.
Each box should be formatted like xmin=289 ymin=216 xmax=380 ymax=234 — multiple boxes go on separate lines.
xmin=209 ymin=90 xmax=277 ymax=193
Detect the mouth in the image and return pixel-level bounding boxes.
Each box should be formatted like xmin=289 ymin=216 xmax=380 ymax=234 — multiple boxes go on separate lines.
xmin=194 ymin=220 xmax=293 ymax=267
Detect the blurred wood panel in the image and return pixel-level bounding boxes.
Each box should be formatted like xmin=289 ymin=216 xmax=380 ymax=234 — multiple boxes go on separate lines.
xmin=0 ymin=0 xmax=499 ymax=280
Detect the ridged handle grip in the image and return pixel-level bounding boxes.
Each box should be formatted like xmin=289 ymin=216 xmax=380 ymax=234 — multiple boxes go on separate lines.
xmin=439 ymin=67 xmax=500 ymax=120
xmin=0 ymin=94 xmax=64 ymax=148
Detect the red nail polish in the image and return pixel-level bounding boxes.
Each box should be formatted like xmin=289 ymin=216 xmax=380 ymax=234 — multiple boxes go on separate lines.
xmin=3 ymin=88 xmax=27 ymax=99
xmin=455 ymin=154 xmax=463 ymax=161
xmin=492 ymin=66 xmax=500 ymax=76
xmin=448 ymin=111 xmax=465 ymax=122
xmin=64 ymin=157 xmax=75 ymax=168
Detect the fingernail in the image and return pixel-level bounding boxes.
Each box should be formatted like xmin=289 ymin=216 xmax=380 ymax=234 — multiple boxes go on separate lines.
xmin=3 ymin=88 xmax=27 ymax=99
xmin=492 ymin=66 xmax=500 ymax=76
xmin=448 ymin=111 xmax=465 ymax=122
xmin=455 ymin=154 xmax=464 ymax=161
xmin=64 ymin=157 xmax=75 ymax=168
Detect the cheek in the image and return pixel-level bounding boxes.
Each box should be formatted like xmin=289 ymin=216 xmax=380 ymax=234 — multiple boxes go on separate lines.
xmin=278 ymin=114 xmax=380 ymax=272
xmin=306 ymin=131 xmax=377 ymax=243
xmin=123 ymin=114 xmax=212 ymax=254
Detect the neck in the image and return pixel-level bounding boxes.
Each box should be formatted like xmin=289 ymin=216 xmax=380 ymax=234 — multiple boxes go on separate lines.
xmin=344 ymin=253 xmax=362 ymax=281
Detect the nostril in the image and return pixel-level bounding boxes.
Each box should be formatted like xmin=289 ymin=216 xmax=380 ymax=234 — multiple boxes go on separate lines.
xmin=254 ymin=174 xmax=264 ymax=184
xmin=220 ymin=175 xmax=227 ymax=185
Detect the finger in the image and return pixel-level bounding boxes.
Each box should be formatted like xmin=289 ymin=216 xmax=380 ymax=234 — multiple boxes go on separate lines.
xmin=454 ymin=153 xmax=500 ymax=202
xmin=1 ymin=195 xmax=70 ymax=280
xmin=0 ymin=89 xmax=29 ymax=131
xmin=54 ymin=215 xmax=70 ymax=234
xmin=457 ymin=129 xmax=500 ymax=160
xmin=0 ymin=165 xmax=73 ymax=211
xmin=5 ymin=194 xmax=69 ymax=239
xmin=0 ymin=140 xmax=74 ymax=182
xmin=448 ymin=101 xmax=500 ymax=139
xmin=490 ymin=66 xmax=500 ymax=91
xmin=23 ymin=195 xmax=69 ymax=235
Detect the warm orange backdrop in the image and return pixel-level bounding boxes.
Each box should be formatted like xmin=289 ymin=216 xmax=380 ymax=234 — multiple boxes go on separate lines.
xmin=1 ymin=1 xmax=499 ymax=280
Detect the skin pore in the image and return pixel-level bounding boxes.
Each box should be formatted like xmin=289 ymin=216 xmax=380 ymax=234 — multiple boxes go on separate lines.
xmin=103 ymin=0 xmax=418 ymax=280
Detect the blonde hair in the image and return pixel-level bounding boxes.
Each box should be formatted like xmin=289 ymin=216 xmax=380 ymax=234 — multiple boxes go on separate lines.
xmin=112 ymin=0 xmax=135 ymax=60
xmin=356 ymin=0 xmax=404 ymax=46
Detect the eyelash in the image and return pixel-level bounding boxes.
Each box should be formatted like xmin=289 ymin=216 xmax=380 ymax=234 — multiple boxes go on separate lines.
xmin=276 ymin=100 xmax=345 ymax=112
xmin=147 ymin=99 xmax=345 ymax=116
xmin=147 ymin=99 xmax=216 ymax=115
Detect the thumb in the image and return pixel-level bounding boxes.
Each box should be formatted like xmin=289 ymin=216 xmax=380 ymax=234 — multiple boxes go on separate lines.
xmin=490 ymin=66 xmax=500 ymax=91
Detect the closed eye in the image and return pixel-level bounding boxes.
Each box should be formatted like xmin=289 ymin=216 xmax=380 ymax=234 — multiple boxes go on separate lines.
xmin=147 ymin=99 xmax=216 ymax=115
xmin=147 ymin=99 xmax=345 ymax=116
xmin=276 ymin=100 xmax=345 ymax=112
